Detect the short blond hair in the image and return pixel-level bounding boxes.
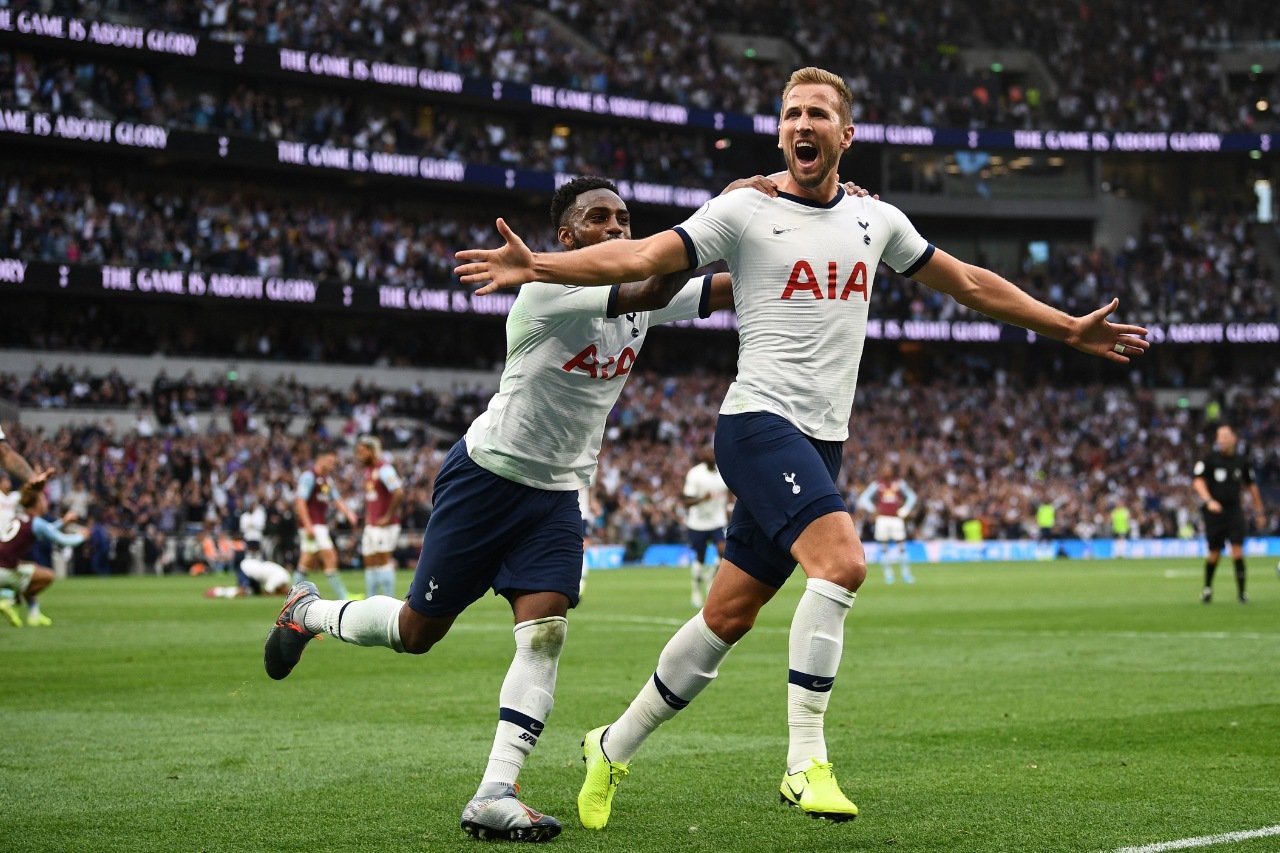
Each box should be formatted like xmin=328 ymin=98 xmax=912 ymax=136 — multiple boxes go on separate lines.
xmin=781 ymin=67 xmax=853 ymax=126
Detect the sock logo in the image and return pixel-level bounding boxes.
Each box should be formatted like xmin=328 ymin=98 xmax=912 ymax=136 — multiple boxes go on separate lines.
xmin=810 ymin=678 xmax=834 ymax=690
xmin=784 ymin=472 xmax=801 ymax=494
xmin=652 ymin=672 xmax=690 ymax=710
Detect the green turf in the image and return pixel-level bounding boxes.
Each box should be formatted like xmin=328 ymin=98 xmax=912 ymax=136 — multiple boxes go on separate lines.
xmin=1 ymin=559 xmax=1277 ymax=852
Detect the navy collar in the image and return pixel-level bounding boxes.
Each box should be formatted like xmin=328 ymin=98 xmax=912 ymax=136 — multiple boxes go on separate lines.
xmin=776 ymin=189 xmax=844 ymax=209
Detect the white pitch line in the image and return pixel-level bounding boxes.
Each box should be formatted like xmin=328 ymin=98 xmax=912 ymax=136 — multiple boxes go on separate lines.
xmin=572 ymin=614 xmax=1280 ymax=642
xmin=1109 ymin=824 xmax=1280 ymax=853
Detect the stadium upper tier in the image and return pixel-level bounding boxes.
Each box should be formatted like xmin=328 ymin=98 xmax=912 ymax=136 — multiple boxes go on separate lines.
xmin=21 ymin=0 xmax=1280 ymax=133
xmin=0 ymin=49 xmax=744 ymax=192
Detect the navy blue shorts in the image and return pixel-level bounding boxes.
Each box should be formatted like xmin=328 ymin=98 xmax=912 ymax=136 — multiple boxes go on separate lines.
xmin=687 ymin=526 xmax=725 ymax=558
xmin=406 ymin=440 xmax=583 ymax=617
xmin=715 ymin=412 xmax=847 ymax=588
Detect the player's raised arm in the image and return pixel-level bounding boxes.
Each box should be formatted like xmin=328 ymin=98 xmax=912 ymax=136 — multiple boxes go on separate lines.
xmin=909 ymin=248 xmax=1150 ymax=363
xmin=457 ymin=220 xmax=690 ymax=296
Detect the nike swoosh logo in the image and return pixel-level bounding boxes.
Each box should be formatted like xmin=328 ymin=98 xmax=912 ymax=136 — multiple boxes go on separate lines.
xmin=784 ymin=781 xmax=804 ymax=800
xmin=772 ymin=225 xmax=799 ymax=235
xmin=811 ymin=679 xmax=834 ymax=690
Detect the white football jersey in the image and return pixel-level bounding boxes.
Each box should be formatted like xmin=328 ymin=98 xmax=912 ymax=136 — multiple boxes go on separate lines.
xmin=683 ymin=463 xmax=729 ymax=531
xmin=674 ymin=189 xmax=932 ymax=440
xmin=466 ymin=276 xmax=712 ymax=490
xmin=240 ymin=557 xmax=291 ymax=594
xmin=0 ymin=490 xmax=17 ymax=530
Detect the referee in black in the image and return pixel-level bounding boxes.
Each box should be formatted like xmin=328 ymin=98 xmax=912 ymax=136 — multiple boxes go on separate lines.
xmin=1192 ymin=424 xmax=1266 ymax=603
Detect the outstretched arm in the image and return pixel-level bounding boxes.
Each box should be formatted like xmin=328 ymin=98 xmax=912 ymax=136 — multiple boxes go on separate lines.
xmin=911 ymin=249 xmax=1150 ymax=363
xmin=456 ymin=220 xmax=690 ymax=295
xmin=0 ymin=441 xmax=35 ymax=484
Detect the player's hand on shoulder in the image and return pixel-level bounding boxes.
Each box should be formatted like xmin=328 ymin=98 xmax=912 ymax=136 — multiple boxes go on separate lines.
xmin=836 ymin=175 xmax=877 ymax=199
xmin=722 ymin=175 xmax=779 ymax=197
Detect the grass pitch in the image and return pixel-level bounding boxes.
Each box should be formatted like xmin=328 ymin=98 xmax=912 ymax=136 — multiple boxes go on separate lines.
xmin=1 ymin=558 xmax=1277 ymax=852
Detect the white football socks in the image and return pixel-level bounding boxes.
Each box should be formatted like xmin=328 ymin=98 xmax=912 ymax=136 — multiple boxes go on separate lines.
xmin=481 ymin=616 xmax=567 ymax=789
xmin=690 ymin=562 xmax=705 ymax=606
xmin=604 ymin=612 xmax=732 ymax=763
xmin=787 ymin=577 xmax=855 ymax=773
xmin=301 ymin=595 xmax=404 ymax=652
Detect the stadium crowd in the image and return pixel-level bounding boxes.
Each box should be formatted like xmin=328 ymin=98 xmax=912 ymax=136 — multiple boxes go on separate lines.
xmin=3 ymin=171 xmax=1275 ymax=325
xmin=38 ymin=0 xmax=1280 ymax=132
xmin=3 ymin=368 xmax=1276 ymax=576
xmin=0 ymin=363 xmax=491 ymax=436
xmin=0 ymin=50 xmax=733 ymax=191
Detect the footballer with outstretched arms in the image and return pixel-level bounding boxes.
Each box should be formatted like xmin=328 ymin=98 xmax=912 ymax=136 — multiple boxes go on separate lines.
xmin=262 ymin=174 xmax=752 ymax=843
xmin=455 ymin=65 xmax=1151 ymax=830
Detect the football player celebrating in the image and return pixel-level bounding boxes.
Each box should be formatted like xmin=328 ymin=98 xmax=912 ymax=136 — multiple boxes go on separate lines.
xmin=455 ymin=66 xmax=1150 ymax=829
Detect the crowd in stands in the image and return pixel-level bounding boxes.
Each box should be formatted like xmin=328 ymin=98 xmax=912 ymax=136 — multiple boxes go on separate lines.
xmin=0 ymin=50 xmax=733 ymax=191
xmin=4 ymin=169 xmax=1275 ymax=325
xmin=0 ymin=170 xmax=559 ymax=287
xmin=3 ymin=368 xmax=1276 ymax=576
xmin=41 ymin=0 xmax=1280 ymax=132
xmin=0 ymin=363 xmax=491 ymax=436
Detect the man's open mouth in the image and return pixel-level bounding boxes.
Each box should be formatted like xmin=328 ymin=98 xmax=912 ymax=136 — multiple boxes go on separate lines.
xmin=795 ymin=142 xmax=819 ymax=165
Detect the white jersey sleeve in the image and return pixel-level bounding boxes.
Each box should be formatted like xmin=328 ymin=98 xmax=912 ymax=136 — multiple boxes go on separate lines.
xmin=674 ymin=189 xmax=931 ymax=440
xmin=465 ymin=277 xmax=711 ymax=491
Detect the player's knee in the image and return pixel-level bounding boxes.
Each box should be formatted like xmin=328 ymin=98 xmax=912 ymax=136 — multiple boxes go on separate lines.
xmin=815 ymin=553 xmax=866 ymax=592
xmin=702 ymin=604 xmax=756 ymax=645
xmin=526 ymin=616 xmax=567 ymax=658
xmin=398 ymin=630 xmax=437 ymax=655
xmin=397 ymin=611 xmax=452 ymax=655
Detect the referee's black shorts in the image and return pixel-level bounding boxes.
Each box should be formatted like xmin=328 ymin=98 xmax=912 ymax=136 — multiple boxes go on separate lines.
xmin=1203 ymin=507 xmax=1246 ymax=551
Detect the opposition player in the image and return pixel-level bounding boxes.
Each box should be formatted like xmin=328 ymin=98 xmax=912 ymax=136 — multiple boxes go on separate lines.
xmin=206 ymin=541 xmax=293 ymax=598
xmin=263 ymin=175 xmax=738 ymax=843
xmin=1193 ymin=424 xmax=1266 ymax=604
xmin=0 ymin=469 xmax=84 ymax=627
xmin=856 ymin=464 xmax=918 ymax=584
xmin=682 ymin=446 xmax=729 ymax=607
xmin=455 ymin=66 xmax=1151 ymax=828
xmin=355 ymin=435 xmax=404 ymax=599
xmin=292 ymin=448 xmax=358 ymax=599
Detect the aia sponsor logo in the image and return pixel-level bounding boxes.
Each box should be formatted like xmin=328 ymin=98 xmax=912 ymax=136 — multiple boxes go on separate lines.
xmin=780 ymin=260 xmax=869 ymax=302
xmin=561 ymin=344 xmax=637 ymax=380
